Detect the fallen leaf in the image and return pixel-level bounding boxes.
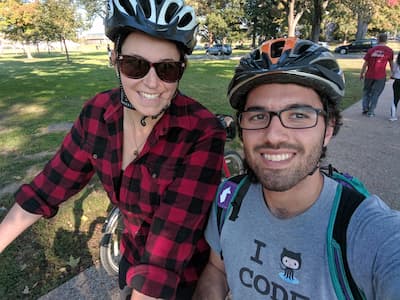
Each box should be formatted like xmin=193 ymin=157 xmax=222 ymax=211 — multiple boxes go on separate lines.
xmin=22 ymin=286 xmax=30 ymax=294
xmin=67 ymin=255 xmax=80 ymax=269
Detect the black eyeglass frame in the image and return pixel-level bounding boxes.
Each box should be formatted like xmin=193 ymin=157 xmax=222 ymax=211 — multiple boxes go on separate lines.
xmin=238 ymin=106 xmax=327 ymax=130
xmin=116 ymin=54 xmax=186 ymax=83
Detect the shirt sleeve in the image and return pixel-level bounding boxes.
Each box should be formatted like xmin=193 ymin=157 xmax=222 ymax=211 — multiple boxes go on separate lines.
xmin=347 ymin=195 xmax=400 ymax=299
xmin=126 ymin=122 xmax=226 ymax=299
xmin=15 ymin=110 xmax=95 ymax=218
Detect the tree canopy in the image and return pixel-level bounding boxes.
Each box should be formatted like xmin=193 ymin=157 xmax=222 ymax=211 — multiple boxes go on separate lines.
xmin=1 ymin=0 xmax=399 ymax=57
xmin=0 ymin=0 xmax=82 ymax=60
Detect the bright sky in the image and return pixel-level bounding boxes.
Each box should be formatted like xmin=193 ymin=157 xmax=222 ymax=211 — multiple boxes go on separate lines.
xmin=85 ymin=16 xmax=105 ymax=34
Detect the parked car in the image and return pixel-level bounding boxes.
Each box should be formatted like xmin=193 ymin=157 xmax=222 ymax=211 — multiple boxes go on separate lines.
xmin=206 ymin=44 xmax=232 ymax=56
xmin=193 ymin=45 xmax=204 ymax=51
xmin=334 ymin=39 xmax=378 ymax=54
xmin=317 ymin=41 xmax=329 ymax=49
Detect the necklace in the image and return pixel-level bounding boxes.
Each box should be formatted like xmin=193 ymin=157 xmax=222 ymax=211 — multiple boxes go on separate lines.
xmin=123 ymin=108 xmax=150 ymax=160
xmin=131 ymin=122 xmax=146 ymax=158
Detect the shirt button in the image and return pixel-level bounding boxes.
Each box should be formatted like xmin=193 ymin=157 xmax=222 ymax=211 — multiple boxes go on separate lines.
xmin=93 ymin=154 xmax=98 ymax=159
xmin=152 ymin=173 xmax=157 ymax=178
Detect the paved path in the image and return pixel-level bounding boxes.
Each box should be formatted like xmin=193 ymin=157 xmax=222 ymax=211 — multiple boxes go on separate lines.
xmin=39 ymin=81 xmax=400 ymax=299
xmin=322 ymin=80 xmax=400 ymax=210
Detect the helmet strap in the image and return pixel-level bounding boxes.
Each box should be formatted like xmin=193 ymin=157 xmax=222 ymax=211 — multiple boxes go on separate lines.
xmin=139 ymin=90 xmax=177 ymax=126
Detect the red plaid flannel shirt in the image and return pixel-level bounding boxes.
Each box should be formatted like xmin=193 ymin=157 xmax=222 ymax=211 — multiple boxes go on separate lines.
xmin=15 ymin=88 xmax=226 ymax=299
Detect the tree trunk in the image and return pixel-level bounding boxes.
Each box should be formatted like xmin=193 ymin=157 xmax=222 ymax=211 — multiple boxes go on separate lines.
xmin=311 ymin=0 xmax=330 ymax=41
xmin=23 ymin=43 xmax=33 ymax=59
xmin=252 ymin=16 xmax=257 ymax=48
xmin=288 ymin=0 xmax=296 ymax=37
xmin=356 ymin=14 xmax=368 ymax=40
xmin=287 ymin=0 xmax=304 ymax=37
xmin=62 ymin=38 xmax=71 ymax=63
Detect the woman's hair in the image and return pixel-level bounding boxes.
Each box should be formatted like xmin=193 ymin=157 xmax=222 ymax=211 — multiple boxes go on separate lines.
xmin=397 ymin=52 xmax=400 ymax=66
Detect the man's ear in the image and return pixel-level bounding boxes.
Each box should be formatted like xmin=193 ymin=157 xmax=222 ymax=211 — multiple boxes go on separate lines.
xmin=323 ymin=120 xmax=335 ymax=147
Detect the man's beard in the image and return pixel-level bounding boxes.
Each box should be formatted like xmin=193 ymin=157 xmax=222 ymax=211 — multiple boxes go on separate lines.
xmin=244 ymin=141 xmax=323 ymax=192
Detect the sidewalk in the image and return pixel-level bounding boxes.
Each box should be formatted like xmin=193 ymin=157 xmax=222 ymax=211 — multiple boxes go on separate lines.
xmin=323 ymin=80 xmax=400 ymax=210
xmin=39 ymin=81 xmax=400 ymax=299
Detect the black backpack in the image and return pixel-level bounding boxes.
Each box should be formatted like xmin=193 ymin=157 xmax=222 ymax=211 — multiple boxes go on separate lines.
xmin=215 ymin=166 xmax=370 ymax=300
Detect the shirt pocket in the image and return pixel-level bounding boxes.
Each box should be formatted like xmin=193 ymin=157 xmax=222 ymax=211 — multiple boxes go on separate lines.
xmin=82 ymin=133 xmax=115 ymax=195
xmin=146 ymin=161 xmax=181 ymax=189
xmin=140 ymin=160 xmax=183 ymax=204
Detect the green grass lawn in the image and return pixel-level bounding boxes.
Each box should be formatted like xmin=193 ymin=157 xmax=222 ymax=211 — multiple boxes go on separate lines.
xmin=0 ymin=48 xmax=366 ymax=299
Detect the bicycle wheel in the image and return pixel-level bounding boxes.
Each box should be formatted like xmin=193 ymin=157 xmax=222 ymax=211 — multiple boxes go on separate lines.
xmin=100 ymin=206 xmax=123 ymax=276
xmin=223 ymin=150 xmax=244 ymax=179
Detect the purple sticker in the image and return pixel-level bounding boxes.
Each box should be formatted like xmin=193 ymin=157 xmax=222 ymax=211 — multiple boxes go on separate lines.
xmin=217 ymin=181 xmax=237 ymax=209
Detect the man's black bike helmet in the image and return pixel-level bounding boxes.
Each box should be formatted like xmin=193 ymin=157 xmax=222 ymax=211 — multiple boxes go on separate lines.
xmin=105 ymin=0 xmax=198 ymax=54
xmin=227 ymin=37 xmax=345 ymax=111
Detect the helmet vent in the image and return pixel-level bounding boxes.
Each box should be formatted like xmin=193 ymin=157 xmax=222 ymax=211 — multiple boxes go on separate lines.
xmin=297 ymin=44 xmax=312 ymax=54
xmin=271 ymin=41 xmax=285 ymax=59
xmin=139 ymin=0 xmax=151 ymax=18
xmin=178 ymin=12 xmax=192 ymax=27
xmin=121 ymin=0 xmax=136 ymax=17
xmin=166 ymin=3 xmax=179 ymax=23
xmin=314 ymin=59 xmax=340 ymax=73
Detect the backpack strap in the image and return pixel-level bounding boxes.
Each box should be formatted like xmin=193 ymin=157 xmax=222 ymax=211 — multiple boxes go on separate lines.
xmin=327 ymin=183 xmax=366 ymax=300
xmin=216 ymin=174 xmax=251 ymax=234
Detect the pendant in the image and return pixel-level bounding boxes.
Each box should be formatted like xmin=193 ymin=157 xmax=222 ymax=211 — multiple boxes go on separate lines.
xmin=133 ymin=150 xmax=139 ymax=157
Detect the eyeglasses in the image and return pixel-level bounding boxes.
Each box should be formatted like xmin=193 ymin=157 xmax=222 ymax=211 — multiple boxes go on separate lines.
xmin=116 ymin=55 xmax=185 ymax=83
xmin=238 ymin=106 xmax=326 ymax=130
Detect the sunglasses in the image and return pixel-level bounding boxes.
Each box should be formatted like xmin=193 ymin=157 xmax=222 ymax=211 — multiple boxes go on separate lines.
xmin=117 ymin=55 xmax=185 ymax=83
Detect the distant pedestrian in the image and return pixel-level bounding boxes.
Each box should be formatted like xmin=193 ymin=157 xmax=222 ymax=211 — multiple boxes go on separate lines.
xmin=107 ymin=43 xmax=112 ymax=67
xmin=360 ymin=33 xmax=394 ymax=117
xmin=390 ymin=52 xmax=400 ymax=121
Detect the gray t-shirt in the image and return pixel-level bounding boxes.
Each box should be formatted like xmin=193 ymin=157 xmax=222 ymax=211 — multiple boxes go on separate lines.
xmin=205 ymin=175 xmax=400 ymax=300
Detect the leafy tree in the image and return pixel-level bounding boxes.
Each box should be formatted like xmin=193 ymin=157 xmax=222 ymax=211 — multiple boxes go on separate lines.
xmin=370 ymin=1 xmax=400 ymax=36
xmin=325 ymin=1 xmax=356 ymax=42
xmin=338 ymin=0 xmax=383 ymax=39
xmin=245 ymin=0 xmax=283 ymax=47
xmin=0 ymin=0 xmax=40 ymax=58
xmin=78 ymin=0 xmax=106 ymax=22
xmin=38 ymin=0 xmax=82 ymax=62
xmin=206 ymin=12 xmax=228 ymax=44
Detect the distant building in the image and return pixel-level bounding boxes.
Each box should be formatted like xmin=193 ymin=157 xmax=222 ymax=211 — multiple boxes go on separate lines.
xmin=82 ymin=33 xmax=109 ymax=45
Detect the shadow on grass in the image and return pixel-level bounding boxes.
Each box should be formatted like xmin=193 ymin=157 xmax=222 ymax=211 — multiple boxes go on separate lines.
xmin=53 ymin=189 xmax=107 ymax=269
xmin=0 ymin=184 xmax=109 ymax=299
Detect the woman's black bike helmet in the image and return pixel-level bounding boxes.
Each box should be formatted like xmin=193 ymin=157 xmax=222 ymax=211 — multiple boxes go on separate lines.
xmin=227 ymin=37 xmax=345 ymax=111
xmin=105 ymin=0 xmax=198 ymax=54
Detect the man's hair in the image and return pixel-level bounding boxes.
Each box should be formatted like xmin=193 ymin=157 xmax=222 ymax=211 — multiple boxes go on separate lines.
xmin=378 ymin=33 xmax=388 ymax=43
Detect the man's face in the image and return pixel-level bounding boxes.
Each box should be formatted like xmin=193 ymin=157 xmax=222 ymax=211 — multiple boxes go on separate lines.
xmin=242 ymin=83 xmax=334 ymax=192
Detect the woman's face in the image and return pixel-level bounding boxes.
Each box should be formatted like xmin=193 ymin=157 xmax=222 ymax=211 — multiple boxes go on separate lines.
xmin=118 ymin=31 xmax=182 ymax=117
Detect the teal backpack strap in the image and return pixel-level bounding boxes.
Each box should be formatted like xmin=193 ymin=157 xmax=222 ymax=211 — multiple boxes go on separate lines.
xmin=327 ymin=183 xmax=367 ymax=300
xmin=216 ymin=174 xmax=251 ymax=235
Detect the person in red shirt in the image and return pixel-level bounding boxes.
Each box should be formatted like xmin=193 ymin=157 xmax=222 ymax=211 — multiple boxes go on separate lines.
xmin=0 ymin=1 xmax=226 ymax=299
xmin=360 ymin=33 xmax=394 ymax=117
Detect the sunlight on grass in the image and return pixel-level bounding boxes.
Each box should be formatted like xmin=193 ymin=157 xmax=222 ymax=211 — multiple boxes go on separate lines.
xmin=11 ymin=103 xmax=47 ymax=115
xmin=0 ymin=129 xmax=29 ymax=153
